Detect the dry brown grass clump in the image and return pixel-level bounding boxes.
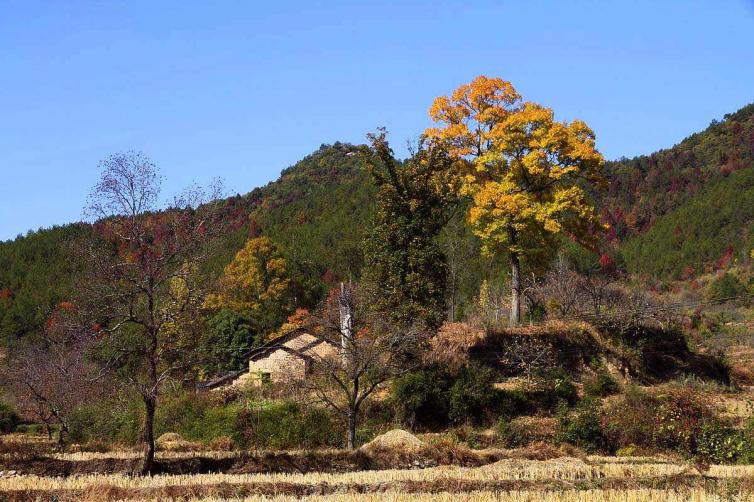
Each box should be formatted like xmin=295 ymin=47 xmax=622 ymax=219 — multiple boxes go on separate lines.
xmin=505 ymin=417 xmax=558 ymax=446
xmin=424 ymin=322 xmax=485 ymax=371
xmin=208 ymin=436 xmax=237 ymax=452
xmin=507 ymin=441 xmax=565 ymax=461
xmin=426 ymin=320 xmax=614 ymax=375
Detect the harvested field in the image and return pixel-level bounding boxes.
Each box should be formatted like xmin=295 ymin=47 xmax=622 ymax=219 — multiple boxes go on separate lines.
xmin=2 ymin=435 xmax=753 ymax=501
xmin=2 ymin=454 xmax=754 ymax=501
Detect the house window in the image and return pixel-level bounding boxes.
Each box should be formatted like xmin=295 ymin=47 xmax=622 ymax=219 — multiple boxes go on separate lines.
xmin=260 ymin=372 xmax=272 ymax=385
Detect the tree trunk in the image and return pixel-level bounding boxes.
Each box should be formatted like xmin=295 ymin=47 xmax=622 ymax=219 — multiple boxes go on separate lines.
xmin=346 ymin=411 xmax=357 ymax=450
xmin=57 ymin=424 xmax=68 ymax=450
xmin=509 ymin=251 xmax=521 ymax=326
xmin=140 ymin=395 xmax=156 ymax=475
xmin=339 ymin=283 xmax=353 ymax=367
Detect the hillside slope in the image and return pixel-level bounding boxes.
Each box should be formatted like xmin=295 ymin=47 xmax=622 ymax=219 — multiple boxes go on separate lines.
xmin=603 ymin=103 xmax=754 ymax=277
xmin=0 ymin=143 xmax=374 ymax=345
xmin=620 ymin=167 xmax=754 ymax=278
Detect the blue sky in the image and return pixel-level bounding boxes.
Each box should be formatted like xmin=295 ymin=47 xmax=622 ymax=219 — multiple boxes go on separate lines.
xmin=1 ymin=0 xmax=753 ymax=241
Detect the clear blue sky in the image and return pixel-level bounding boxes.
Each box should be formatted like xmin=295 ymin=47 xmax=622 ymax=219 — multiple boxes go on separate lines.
xmin=1 ymin=0 xmax=753 ymax=241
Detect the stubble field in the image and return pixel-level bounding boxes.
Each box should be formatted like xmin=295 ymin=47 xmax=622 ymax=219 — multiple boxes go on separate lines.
xmin=2 ymin=448 xmax=754 ymax=501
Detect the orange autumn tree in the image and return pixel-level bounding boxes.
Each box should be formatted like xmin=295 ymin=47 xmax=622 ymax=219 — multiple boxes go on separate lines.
xmin=205 ymin=236 xmax=292 ymax=329
xmin=425 ymin=76 xmax=606 ymax=325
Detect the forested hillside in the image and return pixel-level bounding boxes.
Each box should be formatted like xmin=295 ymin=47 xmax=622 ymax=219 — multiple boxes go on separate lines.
xmin=603 ymin=103 xmax=754 ymax=277
xmin=2 ymin=104 xmax=754 ymax=345
xmin=0 ymin=143 xmax=375 ymax=346
xmin=0 ymin=224 xmax=90 ymax=344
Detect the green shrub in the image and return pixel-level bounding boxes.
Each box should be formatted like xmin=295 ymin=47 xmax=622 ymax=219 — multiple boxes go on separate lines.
xmin=523 ymin=369 xmax=578 ymax=412
xmin=68 ymin=396 xmax=143 ymax=445
xmin=496 ymin=388 xmax=534 ymax=417
xmin=391 ymin=366 xmax=451 ymax=430
xmin=696 ymin=422 xmax=747 ymax=464
xmin=156 ymin=391 xmax=242 ymax=444
xmin=556 ymin=398 xmax=605 ymax=452
xmin=448 ymin=365 xmax=501 ymax=425
xmin=69 ymin=390 xmax=241 ymax=446
xmin=654 ymin=387 xmax=713 ymax=456
xmin=706 ymin=272 xmax=746 ymax=302
xmin=237 ymin=401 xmax=341 ymax=449
xmin=0 ymin=402 xmax=20 ymax=433
xmin=584 ymin=372 xmax=620 ymax=397
xmin=14 ymin=424 xmax=45 ymax=435
xmin=201 ymin=309 xmax=262 ymax=372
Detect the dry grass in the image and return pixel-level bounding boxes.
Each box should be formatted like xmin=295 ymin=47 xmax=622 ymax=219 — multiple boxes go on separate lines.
xmin=0 ymin=457 xmax=703 ymax=491
xmin=1 ymin=448 xmax=753 ymax=501
xmin=133 ymin=491 xmax=754 ymax=502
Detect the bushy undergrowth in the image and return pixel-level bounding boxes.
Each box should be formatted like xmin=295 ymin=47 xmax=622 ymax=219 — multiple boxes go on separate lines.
xmin=392 ymin=364 xmax=581 ymax=432
xmin=237 ymin=401 xmax=342 ymax=449
xmin=68 ymin=390 xmax=341 ymax=449
xmin=449 ymin=366 xmax=502 ymax=425
xmin=555 ymin=398 xmax=606 ymax=452
xmin=156 ymin=391 xmax=242 ymax=444
xmin=583 ymin=372 xmax=620 ymax=397
xmin=598 ymin=385 xmax=754 ymax=463
xmin=68 ymin=395 xmax=143 ymax=445
xmin=56 ymin=362 xmax=754 ymax=460
xmin=391 ymin=365 xmax=451 ymax=429
xmin=392 ymin=365 xmax=505 ymax=428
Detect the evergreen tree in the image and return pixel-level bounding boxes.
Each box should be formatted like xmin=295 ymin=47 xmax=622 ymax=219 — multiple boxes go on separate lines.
xmin=360 ymin=131 xmax=458 ymax=330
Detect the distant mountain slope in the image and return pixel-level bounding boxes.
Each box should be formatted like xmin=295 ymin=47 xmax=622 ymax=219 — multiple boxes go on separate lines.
xmin=0 ymin=224 xmax=90 ymax=342
xmin=246 ymin=142 xmax=375 ymax=280
xmin=603 ymin=103 xmax=754 ymax=237
xmin=620 ymin=167 xmax=754 ymax=278
xmin=602 ymin=103 xmax=754 ymax=277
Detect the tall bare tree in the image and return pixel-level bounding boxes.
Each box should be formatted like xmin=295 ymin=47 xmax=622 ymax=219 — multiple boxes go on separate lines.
xmin=302 ymin=284 xmax=424 ymax=449
xmin=76 ymin=151 xmax=222 ymax=474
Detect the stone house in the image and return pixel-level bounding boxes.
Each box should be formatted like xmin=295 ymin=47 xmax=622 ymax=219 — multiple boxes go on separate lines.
xmin=202 ymin=328 xmax=338 ymax=389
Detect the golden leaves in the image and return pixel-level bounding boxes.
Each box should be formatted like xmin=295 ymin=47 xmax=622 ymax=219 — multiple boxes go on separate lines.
xmin=425 ymin=76 xmax=607 ymax=259
xmin=203 ymin=237 xmax=291 ymax=313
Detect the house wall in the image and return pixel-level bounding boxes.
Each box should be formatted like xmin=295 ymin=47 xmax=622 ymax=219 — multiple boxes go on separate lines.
xmin=234 ymin=333 xmax=338 ymax=387
xmin=248 ymin=347 xmax=308 ymax=381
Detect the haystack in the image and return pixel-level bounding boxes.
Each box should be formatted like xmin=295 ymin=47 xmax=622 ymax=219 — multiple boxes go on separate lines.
xmin=360 ymin=429 xmax=424 ymax=454
xmin=155 ymin=432 xmax=200 ymax=451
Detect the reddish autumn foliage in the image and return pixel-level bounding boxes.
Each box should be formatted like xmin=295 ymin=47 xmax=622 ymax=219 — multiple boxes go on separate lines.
xmin=248 ymin=217 xmax=261 ymax=237
xmin=715 ymin=245 xmax=734 ymax=270
xmin=286 ymin=308 xmax=311 ymax=326
xmin=321 ymin=269 xmax=339 ymax=285
xmin=598 ymin=253 xmax=616 ymax=273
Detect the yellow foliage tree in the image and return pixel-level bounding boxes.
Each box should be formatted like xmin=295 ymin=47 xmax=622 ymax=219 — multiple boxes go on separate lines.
xmin=426 ymin=76 xmax=606 ymax=325
xmin=205 ymin=237 xmax=291 ymax=315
